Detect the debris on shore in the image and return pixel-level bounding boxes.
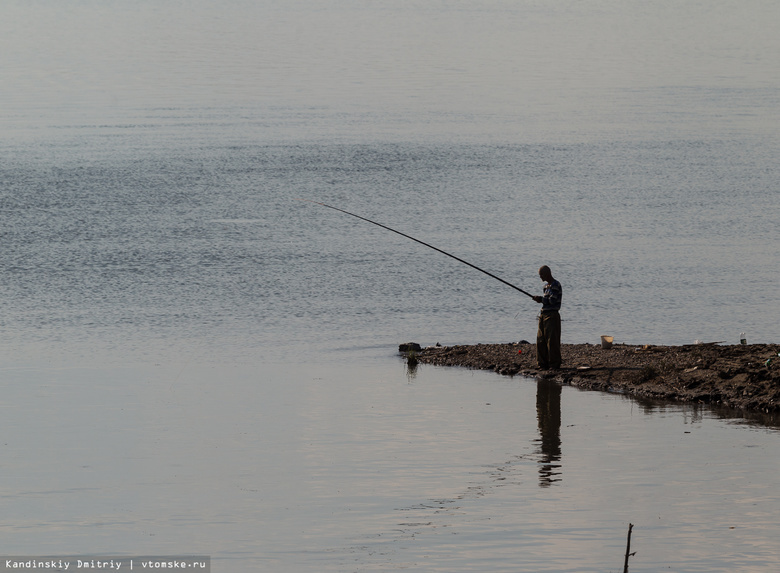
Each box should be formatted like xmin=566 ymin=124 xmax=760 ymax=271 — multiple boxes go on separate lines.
xmin=407 ymin=341 xmax=780 ymax=414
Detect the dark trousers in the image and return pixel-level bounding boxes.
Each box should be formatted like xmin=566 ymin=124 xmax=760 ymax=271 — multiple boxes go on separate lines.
xmin=537 ymin=310 xmax=561 ymax=369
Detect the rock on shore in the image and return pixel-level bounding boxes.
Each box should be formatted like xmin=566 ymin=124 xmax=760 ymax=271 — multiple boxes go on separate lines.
xmin=412 ymin=342 xmax=780 ymax=414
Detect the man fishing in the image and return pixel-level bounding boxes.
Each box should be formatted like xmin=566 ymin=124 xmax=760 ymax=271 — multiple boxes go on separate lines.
xmin=303 ymin=203 xmax=560 ymax=363
xmin=533 ymin=265 xmax=562 ymax=370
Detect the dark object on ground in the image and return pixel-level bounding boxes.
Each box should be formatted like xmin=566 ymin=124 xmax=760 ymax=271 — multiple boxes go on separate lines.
xmin=399 ymin=342 xmax=422 ymax=352
xmin=414 ymin=342 xmax=780 ymax=414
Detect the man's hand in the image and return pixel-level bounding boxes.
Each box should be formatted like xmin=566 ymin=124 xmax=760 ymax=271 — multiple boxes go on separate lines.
xmin=533 ymin=295 xmax=543 ymax=303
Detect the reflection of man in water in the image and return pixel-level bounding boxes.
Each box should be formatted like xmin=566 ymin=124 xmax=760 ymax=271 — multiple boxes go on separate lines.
xmin=536 ymin=377 xmax=562 ymax=487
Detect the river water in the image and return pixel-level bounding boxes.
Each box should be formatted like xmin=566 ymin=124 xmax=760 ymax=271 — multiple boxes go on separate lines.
xmin=1 ymin=1 xmax=779 ymax=571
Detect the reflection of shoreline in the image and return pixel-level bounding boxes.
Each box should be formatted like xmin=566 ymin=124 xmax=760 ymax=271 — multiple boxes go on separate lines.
xmin=415 ymin=343 xmax=780 ymax=420
xmin=536 ymin=378 xmax=562 ymax=487
xmin=404 ymin=352 xmax=419 ymax=381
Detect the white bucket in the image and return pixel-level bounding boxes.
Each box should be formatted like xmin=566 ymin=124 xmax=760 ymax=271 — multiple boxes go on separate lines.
xmin=600 ymin=335 xmax=614 ymax=349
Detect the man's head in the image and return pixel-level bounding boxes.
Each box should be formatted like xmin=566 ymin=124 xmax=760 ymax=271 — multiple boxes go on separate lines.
xmin=539 ymin=265 xmax=553 ymax=283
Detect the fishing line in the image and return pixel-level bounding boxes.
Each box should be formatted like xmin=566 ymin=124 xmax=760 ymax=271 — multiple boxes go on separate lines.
xmin=299 ymin=199 xmax=535 ymax=299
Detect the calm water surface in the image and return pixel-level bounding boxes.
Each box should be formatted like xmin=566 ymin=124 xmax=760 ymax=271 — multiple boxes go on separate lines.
xmin=2 ymin=362 xmax=779 ymax=572
xmin=1 ymin=0 xmax=779 ymax=571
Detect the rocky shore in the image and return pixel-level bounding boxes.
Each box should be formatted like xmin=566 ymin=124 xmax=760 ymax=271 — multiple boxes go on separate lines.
xmin=408 ymin=341 xmax=780 ymax=414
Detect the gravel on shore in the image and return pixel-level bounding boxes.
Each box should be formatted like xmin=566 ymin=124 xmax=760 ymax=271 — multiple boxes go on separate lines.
xmin=408 ymin=341 xmax=780 ymax=414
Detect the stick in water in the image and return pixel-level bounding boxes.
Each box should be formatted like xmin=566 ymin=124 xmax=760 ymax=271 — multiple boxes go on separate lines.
xmin=299 ymin=199 xmax=535 ymax=299
xmin=623 ymin=523 xmax=635 ymax=573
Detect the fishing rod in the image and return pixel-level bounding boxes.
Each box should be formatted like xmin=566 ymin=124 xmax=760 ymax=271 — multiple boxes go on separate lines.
xmin=299 ymin=199 xmax=535 ymax=299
